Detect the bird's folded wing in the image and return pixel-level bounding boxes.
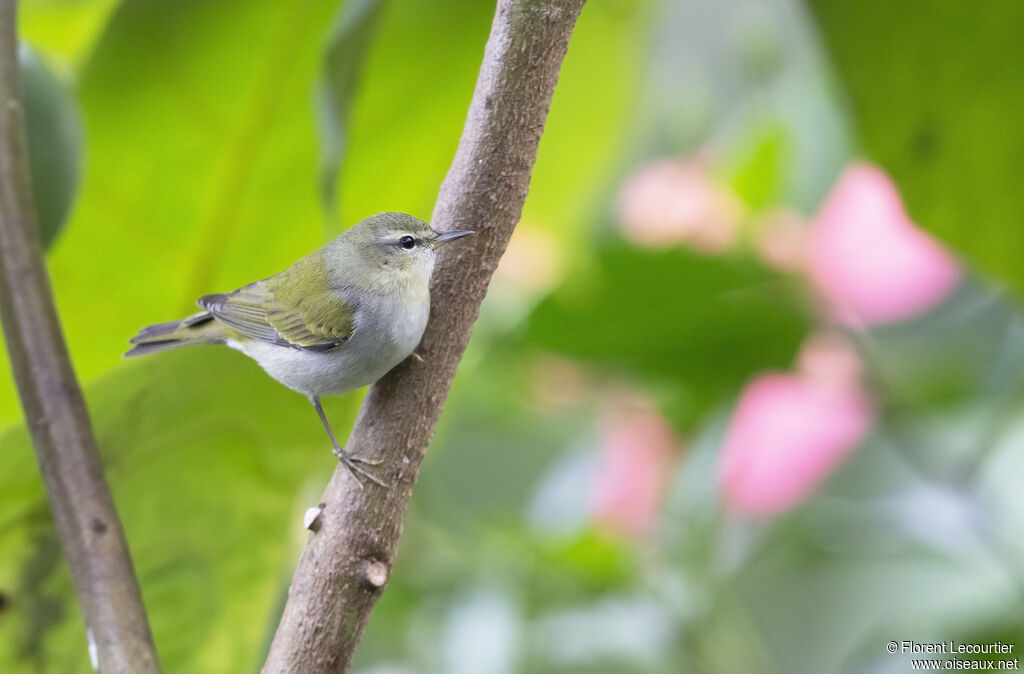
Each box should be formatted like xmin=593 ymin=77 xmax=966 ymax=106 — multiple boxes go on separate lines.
xmin=198 ymin=262 xmax=355 ymax=351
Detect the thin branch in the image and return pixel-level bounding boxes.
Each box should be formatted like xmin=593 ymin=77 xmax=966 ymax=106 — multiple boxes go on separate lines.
xmin=261 ymin=0 xmax=587 ymax=671
xmin=0 ymin=3 xmax=161 ymax=673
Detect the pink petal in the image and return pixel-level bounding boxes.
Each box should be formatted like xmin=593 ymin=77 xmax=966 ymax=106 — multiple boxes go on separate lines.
xmin=719 ymin=373 xmax=874 ymax=517
xmin=617 ymin=157 xmax=742 ymax=252
xmin=591 ymin=394 xmax=677 ymax=539
xmin=806 ymin=163 xmax=960 ymax=325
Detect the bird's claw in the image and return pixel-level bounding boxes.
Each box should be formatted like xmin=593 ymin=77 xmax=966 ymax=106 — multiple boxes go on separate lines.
xmin=332 ymin=446 xmax=389 ymax=488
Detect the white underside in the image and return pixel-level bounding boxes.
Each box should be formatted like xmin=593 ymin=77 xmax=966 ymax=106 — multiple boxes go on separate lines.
xmin=227 ymin=294 xmax=429 ymax=397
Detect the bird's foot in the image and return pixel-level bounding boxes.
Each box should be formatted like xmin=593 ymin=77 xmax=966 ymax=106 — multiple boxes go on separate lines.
xmin=410 ymin=351 xmax=424 ymax=363
xmin=332 ymin=446 xmax=389 ymax=488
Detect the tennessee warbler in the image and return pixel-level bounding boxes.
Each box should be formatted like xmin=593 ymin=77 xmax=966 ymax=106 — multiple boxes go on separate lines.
xmin=126 ymin=212 xmax=473 ymax=484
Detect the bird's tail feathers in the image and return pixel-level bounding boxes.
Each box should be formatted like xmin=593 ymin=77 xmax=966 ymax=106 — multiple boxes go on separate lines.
xmin=125 ymin=312 xmax=223 ymax=357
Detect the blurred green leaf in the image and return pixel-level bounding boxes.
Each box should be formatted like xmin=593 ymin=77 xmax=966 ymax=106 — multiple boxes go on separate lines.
xmin=19 ymin=45 xmax=82 ymax=249
xmin=336 ymin=0 xmax=645 ymax=237
xmin=18 ymin=0 xmax=122 ymax=67
xmin=522 ymin=0 xmax=647 ymax=238
xmin=532 ymin=531 xmax=637 ymax=597
xmin=0 ymin=0 xmax=343 ymax=427
xmin=418 ymin=397 xmax=569 ymax=532
xmin=722 ymin=123 xmax=789 ymax=210
xmin=735 ymin=504 xmax=1023 ymax=674
xmin=332 ymin=0 xmax=492 ymax=224
xmin=851 ymin=282 xmax=1024 ymax=481
xmin=526 ymin=244 xmax=812 ymax=425
xmin=860 ymin=283 xmax=1024 ymax=413
xmin=0 ymin=349 xmax=357 ymax=673
xmin=807 ymin=0 xmax=1024 ymax=293
xmin=317 ymin=0 xmax=387 ymax=215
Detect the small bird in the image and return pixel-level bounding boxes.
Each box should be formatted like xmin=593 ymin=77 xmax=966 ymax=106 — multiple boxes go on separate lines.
xmin=126 ymin=212 xmax=472 ymax=485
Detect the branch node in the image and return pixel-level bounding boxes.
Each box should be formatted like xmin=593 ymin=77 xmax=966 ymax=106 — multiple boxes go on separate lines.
xmin=304 ymin=503 xmax=326 ymax=532
xmin=360 ymin=559 xmax=389 ymax=589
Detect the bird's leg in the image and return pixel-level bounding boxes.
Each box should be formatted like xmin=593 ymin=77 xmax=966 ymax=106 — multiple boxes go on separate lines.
xmin=308 ymin=395 xmax=388 ymax=488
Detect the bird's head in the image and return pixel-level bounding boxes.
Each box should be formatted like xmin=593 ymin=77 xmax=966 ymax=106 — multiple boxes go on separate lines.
xmin=327 ymin=212 xmax=473 ymax=294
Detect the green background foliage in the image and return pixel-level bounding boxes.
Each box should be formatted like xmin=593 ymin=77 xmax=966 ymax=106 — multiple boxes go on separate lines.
xmin=808 ymin=0 xmax=1024 ymax=294
xmin=19 ymin=45 xmax=80 ymax=248
xmin=2 ymin=0 xmax=1023 ymax=672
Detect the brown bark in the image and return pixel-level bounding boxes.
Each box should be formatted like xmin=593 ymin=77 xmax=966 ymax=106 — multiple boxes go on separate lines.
xmin=0 ymin=2 xmax=161 ymax=672
xmin=261 ymin=0 xmax=587 ymax=671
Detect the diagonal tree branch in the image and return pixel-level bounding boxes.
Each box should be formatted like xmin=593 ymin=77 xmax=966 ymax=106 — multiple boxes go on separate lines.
xmin=0 ymin=2 xmax=161 ymax=672
xmin=262 ymin=0 xmax=587 ymax=671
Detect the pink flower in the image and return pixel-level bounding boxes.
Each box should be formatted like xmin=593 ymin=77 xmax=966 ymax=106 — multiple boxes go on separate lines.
xmin=806 ymin=163 xmax=960 ymax=325
xmin=591 ymin=392 xmax=677 ymax=539
xmin=718 ymin=366 xmax=874 ymax=517
xmin=617 ymin=157 xmax=742 ymax=252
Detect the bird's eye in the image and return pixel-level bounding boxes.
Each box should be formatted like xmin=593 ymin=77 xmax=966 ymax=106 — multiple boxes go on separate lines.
xmin=399 ymin=235 xmax=416 ymax=250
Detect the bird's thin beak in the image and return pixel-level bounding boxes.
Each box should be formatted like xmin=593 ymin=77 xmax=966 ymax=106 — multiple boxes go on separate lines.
xmin=431 ymin=229 xmax=474 ymax=248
